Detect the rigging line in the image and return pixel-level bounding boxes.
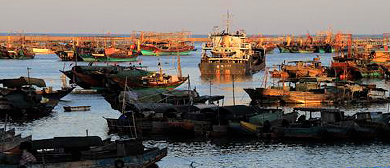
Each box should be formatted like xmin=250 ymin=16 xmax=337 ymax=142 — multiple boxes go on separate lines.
xmin=239 ymin=92 xmax=247 ymax=102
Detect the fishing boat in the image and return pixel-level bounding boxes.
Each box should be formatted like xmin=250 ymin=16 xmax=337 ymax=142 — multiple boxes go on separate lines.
xmin=0 ymin=47 xmax=35 ymax=59
xmin=63 ymin=106 xmax=91 ymax=112
xmin=61 ymin=65 xmax=152 ymax=91
xmin=0 ymin=77 xmax=55 ymax=121
xmin=0 ymin=35 xmax=35 ymax=59
xmin=280 ymin=57 xmax=328 ymax=78
xmin=0 ymin=124 xmax=32 ymax=153
xmin=105 ymin=68 xmax=187 ymax=91
xmin=244 ymin=77 xmax=335 ymax=105
xmin=199 ymin=13 xmax=266 ymax=75
xmin=272 ymin=108 xmax=384 ymax=140
xmin=55 ymin=50 xmax=82 ymax=61
xmin=92 ymin=47 xmax=139 ymax=62
xmin=0 ymin=77 xmax=74 ymax=106
xmin=0 ymin=136 xmax=167 ymax=168
xmin=139 ymin=31 xmax=195 ymax=56
xmin=106 ymin=51 xmax=188 ymax=91
xmin=140 ymin=42 xmax=195 ymax=56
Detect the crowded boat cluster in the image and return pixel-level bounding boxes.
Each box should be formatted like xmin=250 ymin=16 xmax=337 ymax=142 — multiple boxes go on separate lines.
xmin=1 ymin=17 xmax=390 ymax=166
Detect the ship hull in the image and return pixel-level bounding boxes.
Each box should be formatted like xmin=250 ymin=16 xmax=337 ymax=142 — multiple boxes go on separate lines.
xmin=95 ymin=57 xmax=137 ymax=62
xmin=198 ymin=61 xmax=265 ymax=75
xmin=141 ymin=50 xmax=191 ymax=56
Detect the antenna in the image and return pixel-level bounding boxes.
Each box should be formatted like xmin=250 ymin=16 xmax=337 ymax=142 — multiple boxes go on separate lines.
xmin=223 ymin=11 xmax=233 ymax=34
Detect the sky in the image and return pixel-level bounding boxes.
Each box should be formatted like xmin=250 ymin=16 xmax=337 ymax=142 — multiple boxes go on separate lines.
xmin=1 ymin=0 xmax=389 ymax=35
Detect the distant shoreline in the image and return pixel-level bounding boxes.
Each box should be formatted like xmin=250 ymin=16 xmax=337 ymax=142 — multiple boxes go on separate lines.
xmin=0 ymin=32 xmax=385 ymax=38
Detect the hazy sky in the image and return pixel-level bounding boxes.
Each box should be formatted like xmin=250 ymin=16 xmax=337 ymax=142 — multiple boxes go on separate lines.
xmin=1 ymin=0 xmax=389 ymax=35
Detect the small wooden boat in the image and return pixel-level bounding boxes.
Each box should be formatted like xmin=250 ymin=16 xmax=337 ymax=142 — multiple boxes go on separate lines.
xmin=63 ymin=106 xmax=91 ymax=112
xmin=0 ymin=136 xmax=167 ymax=168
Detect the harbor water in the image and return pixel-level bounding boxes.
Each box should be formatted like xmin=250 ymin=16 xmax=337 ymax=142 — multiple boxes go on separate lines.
xmin=0 ymin=42 xmax=389 ymax=167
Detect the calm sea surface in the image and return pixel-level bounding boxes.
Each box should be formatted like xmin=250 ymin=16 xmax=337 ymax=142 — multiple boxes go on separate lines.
xmin=0 ymin=42 xmax=389 ymax=167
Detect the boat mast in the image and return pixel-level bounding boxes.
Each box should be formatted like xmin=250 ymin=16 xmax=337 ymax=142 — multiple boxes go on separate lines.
xmin=223 ymin=11 xmax=233 ymax=34
xmin=7 ymin=31 xmax=12 ymax=48
xmin=177 ymin=51 xmax=182 ymax=78
xmin=121 ymin=77 xmax=138 ymax=139
xmin=157 ymin=52 xmax=163 ymax=82
xmin=27 ymin=67 xmax=31 ymax=87
xmin=73 ymin=35 xmax=77 ymax=66
xmin=121 ymin=77 xmax=127 ymax=115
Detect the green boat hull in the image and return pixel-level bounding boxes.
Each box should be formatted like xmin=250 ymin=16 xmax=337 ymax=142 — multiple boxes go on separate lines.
xmin=360 ymin=71 xmax=383 ymax=78
xmin=278 ymin=47 xmax=290 ymax=53
xmin=78 ymin=53 xmax=96 ymax=62
xmin=141 ymin=50 xmax=191 ymax=56
xmin=298 ymin=50 xmax=315 ymax=54
xmin=96 ymin=57 xmax=137 ymax=62
xmin=81 ymin=58 xmax=96 ymax=62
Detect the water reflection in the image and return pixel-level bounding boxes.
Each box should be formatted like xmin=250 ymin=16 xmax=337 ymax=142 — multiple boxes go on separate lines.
xmin=200 ymin=74 xmax=253 ymax=84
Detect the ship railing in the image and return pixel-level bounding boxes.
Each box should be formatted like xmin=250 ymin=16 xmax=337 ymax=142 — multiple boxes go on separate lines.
xmin=240 ymin=43 xmax=251 ymax=49
xmin=202 ymin=43 xmax=214 ymax=49
xmin=207 ymin=57 xmax=249 ymax=61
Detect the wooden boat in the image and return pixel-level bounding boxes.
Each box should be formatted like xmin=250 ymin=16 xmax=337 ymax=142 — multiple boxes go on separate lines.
xmin=0 ymin=77 xmax=54 ymax=121
xmin=0 ymin=47 xmax=35 ymax=59
xmin=141 ymin=44 xmax=194 ymax=56
xmin=0 ymin=77 xmax=73 ymax=106
xmin=55 ymin=50 xmax=81 ymax=61
xmin=0 ymin=128 xmax=32 ymax=152
xmin=93 ymin=47 xmax=139 ymax=62
xmin=63 ymin=106 xmax=91 ymax=112
xmin=282 ymin=57 xmax=327 ymax=78
xmin=61 ymin=65 xmax=152 ymax=91
xmin=0 ymin=134 xmax=32 ymax=152
xmin=0 ymin=136 xmax=167 ymax=168
xmin=106 ymin=71 xmax=188 ymax=91
xmin=106 ymin=52 xmax=187 ymax=90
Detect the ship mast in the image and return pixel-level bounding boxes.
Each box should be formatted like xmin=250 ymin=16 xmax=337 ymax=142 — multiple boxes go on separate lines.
xmin=223 ymin=11 xmax=233 ymax=34
xmin=177 ymin=51 xmax=182 ymax=78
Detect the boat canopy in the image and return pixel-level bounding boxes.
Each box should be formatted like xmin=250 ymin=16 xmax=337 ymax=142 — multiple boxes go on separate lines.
xmin=280 ymin=77 xmax=334 ymax=83
xmin=0 ymin=77 xmax=46 ymax=88
xmin=293 ymin=107 xmax=341 ymax=113
xmin=30 ymin=136 xmax=103 ymax=150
